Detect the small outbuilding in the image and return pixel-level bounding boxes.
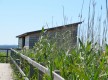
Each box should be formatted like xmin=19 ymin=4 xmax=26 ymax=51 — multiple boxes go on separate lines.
xmin=16 ymin=22 xmax=82 ymax=49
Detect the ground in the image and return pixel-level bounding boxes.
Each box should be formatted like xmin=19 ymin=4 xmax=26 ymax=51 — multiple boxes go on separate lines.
xmin=0 ymin=63 xmax=13 ymax=80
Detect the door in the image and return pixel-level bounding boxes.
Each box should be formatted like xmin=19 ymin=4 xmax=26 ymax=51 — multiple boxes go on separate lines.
xmin=22 ymin=37 xmax=25 ymax=48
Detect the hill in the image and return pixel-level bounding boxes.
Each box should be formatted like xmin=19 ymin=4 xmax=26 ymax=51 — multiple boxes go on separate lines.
xmin=0 ymin=45 xmax=18 ymax=49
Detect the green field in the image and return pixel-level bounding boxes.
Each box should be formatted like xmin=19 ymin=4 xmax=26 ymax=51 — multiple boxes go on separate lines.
xmin=0 ymin=52 xmax=7 ymax=63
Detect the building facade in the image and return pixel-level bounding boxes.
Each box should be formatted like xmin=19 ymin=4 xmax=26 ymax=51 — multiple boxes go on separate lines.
xmin=16 ymin=22 xmax=82 ymax=49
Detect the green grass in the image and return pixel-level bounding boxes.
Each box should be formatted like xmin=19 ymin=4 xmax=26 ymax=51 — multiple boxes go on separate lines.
xmin=0 ymin=52 xmax=7 ymax=63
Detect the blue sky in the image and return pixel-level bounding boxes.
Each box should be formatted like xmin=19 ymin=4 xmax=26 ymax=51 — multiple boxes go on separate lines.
xmin=0 ymin=0 xmax=106 ymax=45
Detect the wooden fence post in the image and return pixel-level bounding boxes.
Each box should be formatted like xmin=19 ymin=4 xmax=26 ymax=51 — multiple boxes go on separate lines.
xmin=38 ymin=63 xmax=44 ymax=80
xmin=29 ymin=64 xmax=35 ymax=79
xmin=38 ymin=70 xmax=44 ymax=80
xmin=29 ymin=58 xmax=35 ymax=79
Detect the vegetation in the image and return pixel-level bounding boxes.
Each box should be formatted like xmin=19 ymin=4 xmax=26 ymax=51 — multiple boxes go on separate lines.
xmin=0 ymin=52 xmax=8 ymax=63
xmin=9 ymin=0 xmax=108 ymax=80
xmin=19 ymin=31 xmax=108 ymax=80
xmin=15 ymin=0 xmax=108 ymax=80
xmin=10 ymin=63 xmax=24 ymax=80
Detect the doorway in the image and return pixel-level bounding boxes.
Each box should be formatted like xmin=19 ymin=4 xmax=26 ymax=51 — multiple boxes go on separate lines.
xmin=22 ymin=37 xmax=25 ymax=47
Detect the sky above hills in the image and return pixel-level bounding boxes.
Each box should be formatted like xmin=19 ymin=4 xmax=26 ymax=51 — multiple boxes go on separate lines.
xmin=0 ymin=0 xmax=106 ymax=45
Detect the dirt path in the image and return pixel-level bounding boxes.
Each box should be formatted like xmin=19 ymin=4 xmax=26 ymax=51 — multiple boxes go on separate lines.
xmin=0 ymin=63 xmax=13 ymax=80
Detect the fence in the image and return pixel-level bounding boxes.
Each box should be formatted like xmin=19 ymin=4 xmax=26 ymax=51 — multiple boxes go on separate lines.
xmin=0 ymin=48 xmax=10 ymax=63
xmin=10 ymin=48 xmax=65 ymax=80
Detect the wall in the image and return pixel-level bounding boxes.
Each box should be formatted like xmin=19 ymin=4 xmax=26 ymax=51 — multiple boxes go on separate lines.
xmin=47 ymin=24 xmax=78 ymax=48
xmin=18 ymin=38 xmax=23 ymax=48
xmin=18 ymin=24 xmax=79 ymax=49
xmin=29 ymin=33 xmax=40 ymax=48
xmin=25 ymin=36 xmax=30 ymax=48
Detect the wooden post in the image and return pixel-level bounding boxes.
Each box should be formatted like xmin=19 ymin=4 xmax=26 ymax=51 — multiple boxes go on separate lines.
xmin=29 ymin=58 xmax=35 ymax=79
xmin=38 ymin=70 xmax=44 ymax=80
xmin=38 ymin=63 xmax=44 ymax=80
xmin=29 ymin=64 xmax=35 ymax=79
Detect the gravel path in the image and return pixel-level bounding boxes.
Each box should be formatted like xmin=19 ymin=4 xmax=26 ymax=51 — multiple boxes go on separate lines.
xmin=0 ymin=63 xmax=13 ymax=80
